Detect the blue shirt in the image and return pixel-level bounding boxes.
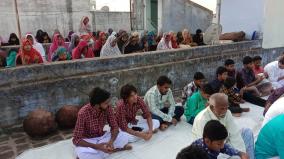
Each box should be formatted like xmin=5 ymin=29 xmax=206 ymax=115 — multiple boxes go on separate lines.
xmin=255 ymin=114 xmax=284 ymax=159
xmin=192 ymin=139 xmax=240 ymax=159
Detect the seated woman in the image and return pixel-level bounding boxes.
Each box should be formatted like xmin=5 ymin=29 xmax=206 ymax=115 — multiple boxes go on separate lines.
xmin=94 ymin=32 xmax=106 ymax=57
xmin=124 ymin=32 xmax=143 ymax=54
xmin=26 ymin=33 xmax=46 ymax=62
xmin=72 ymin=40 xmax=94 ymax=59
xmin=181 ymin=29 xmax=197 ymax=47
xmin=16 ymin=38 xmax=43 ymax=65
xmin=220 ymin=77 xmax=250 ymax=117
xmin=42 ymin=32 xmax=51 ymax=43
xmin=68 ymin=33 xmax=80 ymax=56
xmin=48 ymin=34 xmax=68 ymax=62
xmin=100 ymin=32 xmax=125 ymax=57
xmin=156 ymin=33 xmax=173 ymax=51
xmin=169 ymin=32 xmax=180 ymax=49
xmin=256 ymin=114 xmax=284 ymax=159
xmin=5 ymin=49 xmax=18 ymax=67
xmin=6 ymin=33 xmax=20 ymax=46
xmin=147 ymin=31 xmax=157 ymax=51
xmin=193 ymin=29 xmax=205 ymax=46
xmin=52 ymin=47 xmax=71 ymax=61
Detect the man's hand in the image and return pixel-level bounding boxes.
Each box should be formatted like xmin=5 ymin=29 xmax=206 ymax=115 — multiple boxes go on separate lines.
xmin=138 ymin=132 xmax=153 ymax=141
xmin=240 ymin=152 xmax=249 ymax=159
xmin=96 ymin=143 xmax=113 ymax=154
xmin=171 ymin=118 xmax=178 ymax=126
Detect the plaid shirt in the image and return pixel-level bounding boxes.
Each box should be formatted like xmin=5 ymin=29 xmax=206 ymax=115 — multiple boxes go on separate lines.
xmin=220 ymin=86 xmax=242 ymax=103
xmin=115 ymin=96 xmax=151 ymax=131
xmin=73 ymin=103 xmax=118 ymax=146
xmin=192 ymin=139 xmax=240 ymax=159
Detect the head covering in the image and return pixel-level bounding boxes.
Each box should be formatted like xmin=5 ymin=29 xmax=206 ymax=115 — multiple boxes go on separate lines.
xmin=79 ymin=16 xmax=91 ymax=35
xmin=67 ymin=31 xmax=74 ymax=42
xmin=48 ymin=34 xmax=67 ymax=62
xmin=157 ymin=33 xmax=173 ymax=50
xmin=72 ymin=40 xmax=94 ymax=59
xmin=100 ymin=35 xmax=121 ymax=57
xmin=42 ymin=32 xmax=51 ymax=43
xmin=108 ymin=28 xmax=113 ymax=36
xmin=68 ymin=33 xmax=80 ymax=54
xmin=35 ymin=29 xmax=44 ymax=43
xmin=147 ymin=31 xmax=156 ymax=46
xmin=52 ymin=47 xmax=71 ymax=61
xmin=182 ymin=29 xmax=193 ymax=45
xmin=170 ymin=32 xmax=179 ymax=49
xmin=16 ymin=38 xmax=43 ymax=65
xmin=8 ymin=33 xmax=20 ymax=45
xmin=25 ymin=33 xmax=46 ymax=61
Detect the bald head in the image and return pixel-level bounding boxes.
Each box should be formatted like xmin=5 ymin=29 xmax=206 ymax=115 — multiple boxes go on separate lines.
xmin=209 ymin=93 xmax=229 ymax=119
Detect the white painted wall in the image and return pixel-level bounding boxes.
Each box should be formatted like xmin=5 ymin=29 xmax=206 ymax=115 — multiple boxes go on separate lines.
xmin=220 ymin=0 xmax=265 ymax=39
xmin=262 ymin=0 xmax=284 ymax=48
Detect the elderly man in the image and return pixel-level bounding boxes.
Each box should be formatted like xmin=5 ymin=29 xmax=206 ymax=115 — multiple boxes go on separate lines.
xmin=192 ymin=93 xmax=253 ymax=159
xmin=264 ymin=55 xmax=284 ymax=89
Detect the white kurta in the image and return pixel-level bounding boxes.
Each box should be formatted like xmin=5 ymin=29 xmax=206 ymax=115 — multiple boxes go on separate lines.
xmin=262 ymin=97 xmax=284 ymax=127
xmin=192 ymin=107 xmax=246 ymax=152
xmin=264 ymin=61 xmax=284 ymax=89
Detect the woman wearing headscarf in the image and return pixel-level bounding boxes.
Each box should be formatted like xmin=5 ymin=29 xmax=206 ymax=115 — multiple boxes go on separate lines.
xmin=181 ymin=29 xmax=197 ymax=47
xmin=66 ymin=31 xmax=74 ymax=42
xmin=94 ymin=32 xmax=106 ymax=57
xmin=26 ymin=33 xmax=46 ymax=62
xmin=72 ymin=40 xmax=94 ymax=59
xmin=48 ymin=34 xmax=68 ymax=62
xmin=116 ymin=30 xmax=129 ymax=53
xmin=16 ymin=38 xmax=43 ymax=65
xmin=100 ymin=32 xmax=123 ymax=57
xmin=79 ymin=16 xmax=91 ymax=35
xmin=68 ymin=33 xmax=80 ymax=55
xmin=147 ymin=31 xmax=157 ymax=51
xmin=35 ymin=29 xmax=44 ymax=43
xmin=52 ymin=47 xmax=71 ymax=61
xmin=42 ymin=32 xmax=51 ymax=43
xmin=176 ymin=31 xmax=183 ymax=45
xmin=7 ymin=33 xmax=20 ymax=46
xmin=169 ymin=32 xmax=180 ymax=49
xmin=124 ymin=32 xmax=143 ymax=54
xmin=156 ymin=33 xmax=173 ymax=51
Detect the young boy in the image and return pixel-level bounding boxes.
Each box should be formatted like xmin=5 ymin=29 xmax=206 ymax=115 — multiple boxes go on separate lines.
xmin=191 ymin=120 xmax=248 ymax=159
xmin=209 ymin=66 xmax=228 ymax=93
xmin=182 ymin=72 xmax=205 ymax=103
xmin=224 ymin=59 xmax=236 ymax=78
xmin=185 ymin=84 xmax=214 ymax=125
xmin=252 ymin=56 xmax=264 ymax=76
xmin=220 ymin=77 xmax=250 ymax=117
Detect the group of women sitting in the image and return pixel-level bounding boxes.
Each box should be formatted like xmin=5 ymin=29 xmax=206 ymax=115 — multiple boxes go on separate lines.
xmin=0 ymin=17 xmax=205 ymax=67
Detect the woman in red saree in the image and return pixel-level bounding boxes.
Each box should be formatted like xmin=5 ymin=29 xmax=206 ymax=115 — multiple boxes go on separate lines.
xmin=94 ymin=32 xmax=107 ymax=57
xmin=72 ymin=40 xmax=94 ymax=59
xmin=16 ymin=38 xmax=43 ymax=65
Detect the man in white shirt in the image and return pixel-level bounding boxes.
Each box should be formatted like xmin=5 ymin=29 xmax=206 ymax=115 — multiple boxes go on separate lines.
xmin=264 ymin=55 xmax=284 ymax=89
xmin=192 ymin=93 xmax=253 ymax=159
xmin=262 ymin=97 xmax=284 ymax=127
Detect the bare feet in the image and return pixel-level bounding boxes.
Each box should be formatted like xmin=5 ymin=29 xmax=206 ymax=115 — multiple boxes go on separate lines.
xmin=113 ymin=144 xmax=132 ymax=152
xmin=232 ymin=113 xmax=242 ymax=117
xmin=153 ymin=129 xmax=159 ymax=134
xmin=242 ymin=108 xmax=250 ymax=112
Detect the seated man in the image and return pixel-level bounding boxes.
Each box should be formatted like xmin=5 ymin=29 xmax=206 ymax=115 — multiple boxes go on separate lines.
xmin=116 ymin=84 xmax=160 ymax=143
xmin=236 ymin=56 xmax=272 ymax=97
xmin=192 ymin=120 xmax=248 ymax=159
xmin=185 ymin=84 xmax=214 ymax=125
xmin=176 ymin=145 xmax=209 ymax=159
xmin=192 ymin=93 xmax=254 ymax=159
xmin=262 ymin=97 xmax=284 ymax=127
xmin=182 ymin=72 xmax=206 ymax=104
xmin=252 ymin=56 xmax=264 ymax=76
xmin=264 ymin=86 xmax=284 ymax=115
xmin=144 ymin=76 xmax=184 ymax=130
xmin=220 ymin=77 xmax=249 ymax=117
xmin=264 ymin=55 xmax=284 ymax=89
xmin=209 ymin=66 xmax=228 ymax=93
xmin=256 ymin=114 xmax=284 ymax=159
xmin=224 ymin=59 xmax=236 ymax=78
xmin=73 ymin=87 xmax=131 ymax=159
